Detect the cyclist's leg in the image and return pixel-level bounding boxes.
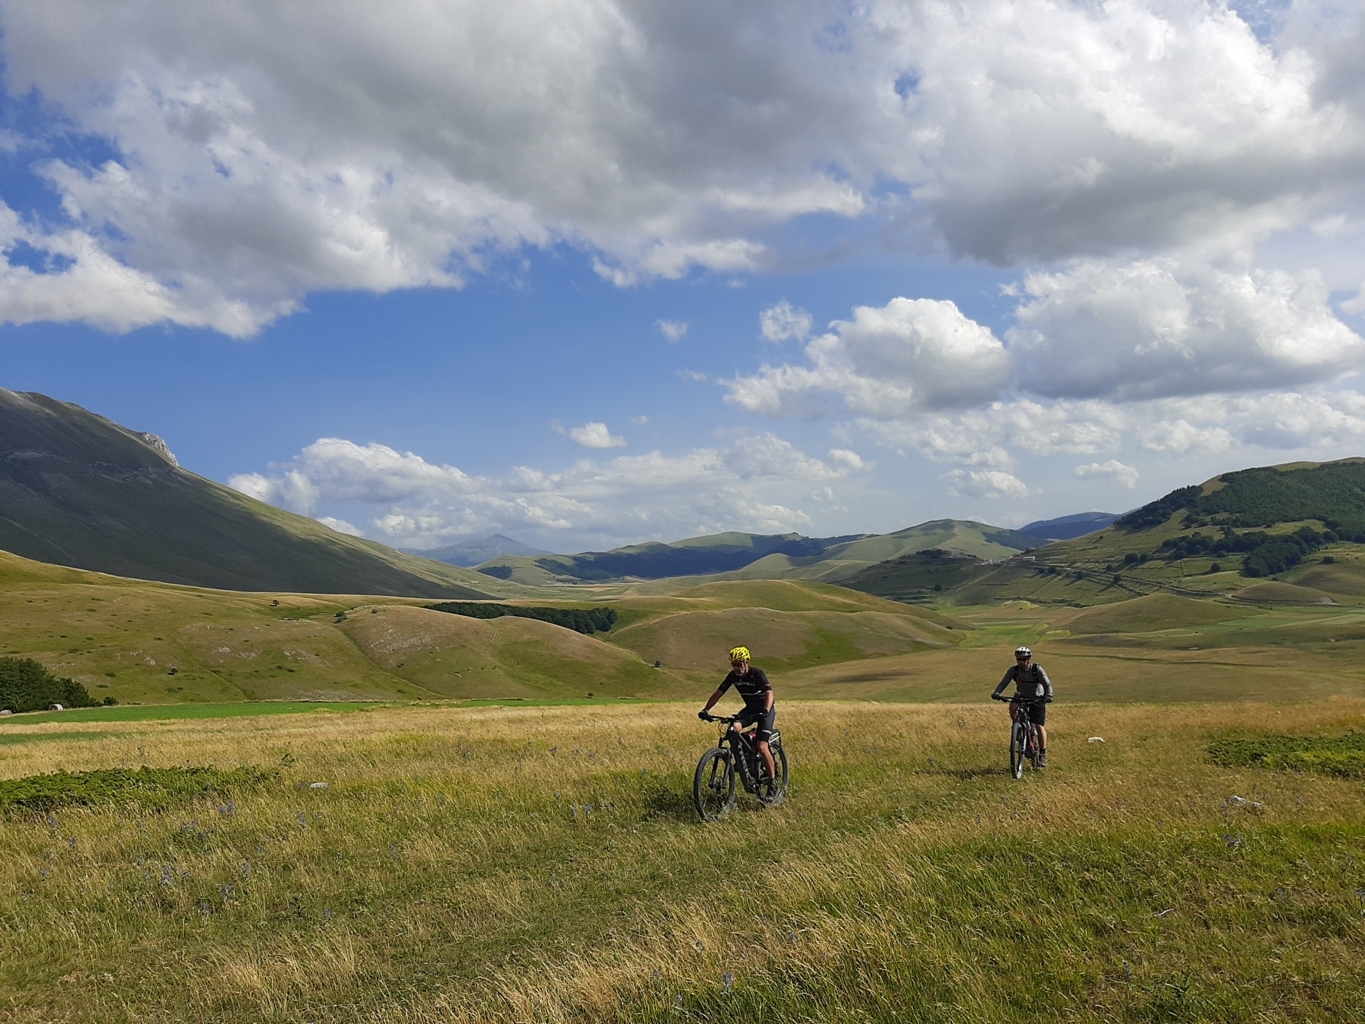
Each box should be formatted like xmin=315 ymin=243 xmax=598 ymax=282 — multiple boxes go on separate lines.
xmin=1031 ymin=702 xmax=1048 ymax=767
xmin=755 ymin=707 xmax=776 ymax=779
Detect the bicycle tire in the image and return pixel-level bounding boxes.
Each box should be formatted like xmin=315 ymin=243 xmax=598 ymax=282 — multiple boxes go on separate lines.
xmin=1010 ymin=720 xmax=1026 ymax=779
xmin=758 ymin=742 xmax=789 ymax=806
xmin=693 ymin=747 xmax=736 ymax=821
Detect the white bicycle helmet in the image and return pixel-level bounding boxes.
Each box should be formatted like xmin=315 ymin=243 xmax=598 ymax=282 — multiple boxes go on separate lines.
xmin=1014 ymin=646 xmax=1032 ymax=660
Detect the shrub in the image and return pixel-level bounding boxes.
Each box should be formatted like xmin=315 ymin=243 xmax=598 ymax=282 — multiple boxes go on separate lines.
xmin=426 ymin=602 xmax=618 ymax=634
xmin=0 ymin=657 xmax=95 ymax=714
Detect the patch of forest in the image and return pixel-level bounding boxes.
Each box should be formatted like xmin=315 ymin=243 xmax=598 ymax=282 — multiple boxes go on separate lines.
xmin=1119 ymin=461 xmax=1365 ymax=534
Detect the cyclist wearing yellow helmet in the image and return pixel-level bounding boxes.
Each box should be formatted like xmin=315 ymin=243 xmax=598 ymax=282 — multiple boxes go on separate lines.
xmin=699 ymin=645 xmax=777 ymax=781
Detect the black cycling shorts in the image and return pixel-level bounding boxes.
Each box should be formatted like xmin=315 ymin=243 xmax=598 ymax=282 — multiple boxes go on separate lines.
xmin=737 ymin=705 xmax=776 ymax=743
xmin=1010 ymin=698 xmax=1047 ymax=726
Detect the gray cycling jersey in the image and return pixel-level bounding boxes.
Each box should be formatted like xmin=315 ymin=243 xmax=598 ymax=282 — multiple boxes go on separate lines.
xmin=993 ymin=662 xmax=1053 ymax=700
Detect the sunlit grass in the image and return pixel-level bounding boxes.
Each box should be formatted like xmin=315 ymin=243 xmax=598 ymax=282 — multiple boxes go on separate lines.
xmin=2 ymin=699 xmax=1364 ymax=1021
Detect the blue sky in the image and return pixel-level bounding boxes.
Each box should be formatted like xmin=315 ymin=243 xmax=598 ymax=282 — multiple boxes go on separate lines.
xmin=1 ymin=1 xmax=1364 ymax=553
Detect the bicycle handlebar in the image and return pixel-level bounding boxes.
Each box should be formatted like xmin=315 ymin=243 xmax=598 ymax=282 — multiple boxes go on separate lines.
xmin=992 ymin=693 xmax=1048 ymax=702
xmin=699 ymin=712 xmax=743 ymax=723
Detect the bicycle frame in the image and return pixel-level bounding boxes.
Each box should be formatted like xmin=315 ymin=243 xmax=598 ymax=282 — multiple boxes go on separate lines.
xmin=712 ymin=715 xmax=765 ymax=795
xmin=693 ymin=712 xmax=788 ymax=820
xmin=1005 ymin=695 xmax=1045 ymax=779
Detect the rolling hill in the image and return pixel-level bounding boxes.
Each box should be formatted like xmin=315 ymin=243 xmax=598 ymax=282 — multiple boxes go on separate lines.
xmin=1020 ymin=511 xmax=1123 ymax=541
xmin=842 ymin=458 xmax=1365 ymax=609
xmin=0 ymin=545 xmax=962 ymax=707
xmin=409 ymin=533 xmax=551 ymax=567
xmin=475 ymin=520 xmax=1039 ymax=586
xmin=0 ymin=389 xmax=497 ymax=598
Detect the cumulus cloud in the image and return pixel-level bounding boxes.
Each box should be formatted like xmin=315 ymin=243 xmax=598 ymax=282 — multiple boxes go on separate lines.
xmin=874 ymin=0 xmax=1362 ymax=263
xmin=231 ymin=432 xmax=871 ymax=546
xmin=316 ymin=516 xmax=363 ymax=536
xmin=943 ymin=469 xmax=1029 ymax=500
xmin=656 ymin=319 xmax=689 ymax=342
xmin=1074 ymin=460 xmax=1140 ymax=488
xmin=566 ymin=422 xmax=627 ymax=449
xmin=1010 ymin=258 xmax=1365 ymax=401
xmin=0 ymin=1 xmax=1361 ymax=333
xmin=727 ymin=297 xmax=1010 ymax=417
xmin=759 ymin=300 xmax=813 ymax=343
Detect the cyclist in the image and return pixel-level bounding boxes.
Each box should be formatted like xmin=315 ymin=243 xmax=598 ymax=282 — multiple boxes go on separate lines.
xmin=992 ymin=646 xmax=1053 ymax=767
xmin=699 ymin=646 xmax=777 ymax=781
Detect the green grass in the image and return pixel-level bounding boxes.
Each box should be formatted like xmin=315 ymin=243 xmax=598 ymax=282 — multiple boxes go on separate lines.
xmin=2 ymin=699 xmax=1364 ymax=1021
xmin=0 ymin=701 xmax=390 ymax=724
xmin=0 ymin=765 xmax=276 ymax=813
xmin=1209 ymin=733 xmax=1365 ymax=777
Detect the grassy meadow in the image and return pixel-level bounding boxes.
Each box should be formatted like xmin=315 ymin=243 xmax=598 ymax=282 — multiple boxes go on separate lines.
xmin=3 ymin=699 xmax=1365 ymax=1022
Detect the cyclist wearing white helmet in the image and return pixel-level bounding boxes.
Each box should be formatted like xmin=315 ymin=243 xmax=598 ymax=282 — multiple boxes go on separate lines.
xmin=992 ymin=646 xmax=1054 ymax=767
xmin=699 ymin=645 xmax=777 ymax=781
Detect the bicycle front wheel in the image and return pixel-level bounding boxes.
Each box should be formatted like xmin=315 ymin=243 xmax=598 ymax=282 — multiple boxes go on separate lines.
xmin=693 ymin=747 xmax=736 ymax=821
xmin=1009 ymin=721 xmax=1026 ymax=779
xmin=758 ymin=742 xmax=789 ymax=806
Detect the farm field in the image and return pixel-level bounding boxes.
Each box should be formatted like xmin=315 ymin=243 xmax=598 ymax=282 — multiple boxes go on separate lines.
xmin=2 ymin=699 xmax=1364 ymax=1022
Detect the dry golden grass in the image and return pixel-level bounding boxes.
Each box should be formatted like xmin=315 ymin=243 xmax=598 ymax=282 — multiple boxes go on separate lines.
xmin=3 ymin=699 xmax=1364 ymax=1021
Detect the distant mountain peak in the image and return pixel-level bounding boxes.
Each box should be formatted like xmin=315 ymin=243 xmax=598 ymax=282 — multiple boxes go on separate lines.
xmin=0 ymin=387 xmax=491 ymax=598
xmin=1021 ymin=511 xmax=1122 ymax=541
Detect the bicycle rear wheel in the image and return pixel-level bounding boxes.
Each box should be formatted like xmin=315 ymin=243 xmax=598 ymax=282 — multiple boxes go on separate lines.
xmin=693 ymin=747 xmax=736 ymax=821
xmin=1009 ymin=721 xmax=1026 ymax=779
xmin=758 ymin=742 xmax=789 ymax=806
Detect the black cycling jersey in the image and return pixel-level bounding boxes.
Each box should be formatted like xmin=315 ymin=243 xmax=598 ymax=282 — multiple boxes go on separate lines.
xmin=717 ymin=665 xmax=773 ymax=712
xmin=993 ymin=662 xmax=1053 ymax=700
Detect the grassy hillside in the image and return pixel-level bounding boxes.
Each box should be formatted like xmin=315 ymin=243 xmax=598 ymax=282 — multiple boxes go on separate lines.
xmin=479 ymin=520 xmax=1036 ymax=587
xmin=0 ymin=389 xmax=496 ymax=598
xmin=842 ymin=458 xmax=1365 ymax=611
xmin=599 ymin=579 xmax=963 ymax=676
xmin=14 ymin=533 xmax=1365 ymax=711
xmin=1119 ymin=457 xmax=1365 ymax=532
xmin=3 ymin=699 xmax=1363 ymax=1021
xmin=0 ymin=548 xmax=703 ymax=707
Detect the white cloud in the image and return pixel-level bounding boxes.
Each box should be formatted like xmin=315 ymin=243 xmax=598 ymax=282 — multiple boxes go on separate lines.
xmin=2 ymin=1 xmax=1361 ymax=334
xmin=943 ymin=469 xmax=1029 ymax=500
xmin=759 ymin=300 xmax=813 ymax=343
xmin=231 ymin=431 xmax=870 ymax=547
xmin=316 ymin=516 xmax=363 ymax=536
xmin=567 ymin=422 xmax=626 ymax=449
xmin=728 ymin=296 xmax=1010 ymax=417
xmin=874 ymin=0 xmax=1361 ymax=264
xmin=1074 ymin=460 xmax=1140 ymax=488
xmin=1010 ymin=258 xmax=1365 ymax=401
xmin=656 ymin=319 xmax=689 ymax=342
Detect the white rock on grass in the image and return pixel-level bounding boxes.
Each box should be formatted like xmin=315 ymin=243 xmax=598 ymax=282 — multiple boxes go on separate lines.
xmin=1087 ymin=736 xmax=1104 ymax=743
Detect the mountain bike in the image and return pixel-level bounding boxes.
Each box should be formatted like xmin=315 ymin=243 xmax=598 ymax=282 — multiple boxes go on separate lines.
xmin=993 ymin=694 xmax=1045 ymax=778
xmin=693 ymin=712 xmax=789 ymax=821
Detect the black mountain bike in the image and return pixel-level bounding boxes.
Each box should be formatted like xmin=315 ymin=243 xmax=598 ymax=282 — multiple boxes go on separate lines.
xmin=993 ymin=694 xmax=1045 ymax=778
xmin=693 ymin=713 xmax=789 ymax=821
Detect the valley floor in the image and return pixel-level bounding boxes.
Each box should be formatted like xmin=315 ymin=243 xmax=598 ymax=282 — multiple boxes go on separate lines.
xmin=2 ymin=699 xmax=1364 ymax=1022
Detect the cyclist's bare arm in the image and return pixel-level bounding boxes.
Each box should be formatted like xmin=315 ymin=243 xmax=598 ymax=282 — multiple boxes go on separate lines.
xmin=699 ymin=685 xmax=728 ymax=716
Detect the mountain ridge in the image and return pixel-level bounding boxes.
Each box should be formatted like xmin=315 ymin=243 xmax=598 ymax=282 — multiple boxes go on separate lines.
xmin=0 ymin=389 xmax=495 ymax=598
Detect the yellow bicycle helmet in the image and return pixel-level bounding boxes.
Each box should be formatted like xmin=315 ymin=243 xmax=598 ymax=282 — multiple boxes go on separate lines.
xmin=728 ymin=646 xmax=751 ymax=663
